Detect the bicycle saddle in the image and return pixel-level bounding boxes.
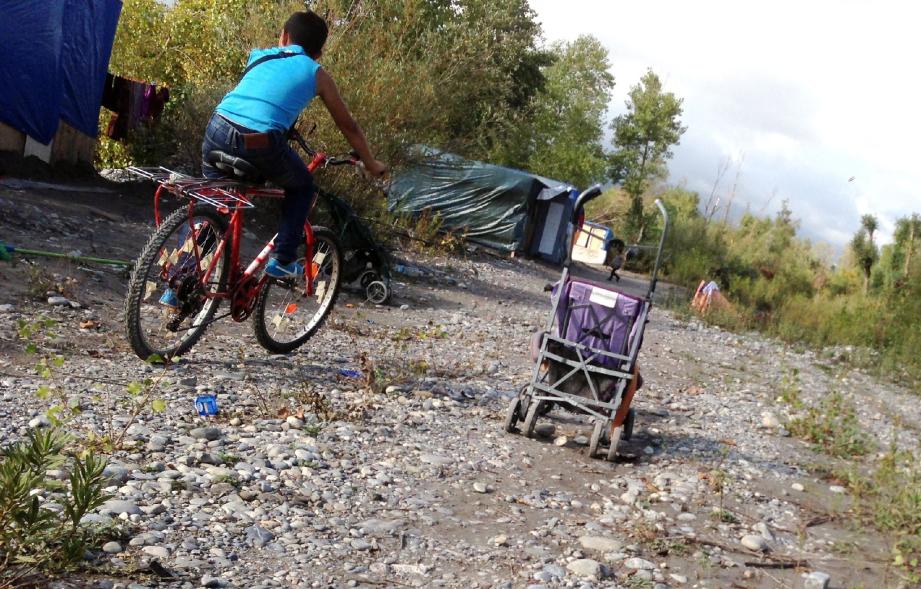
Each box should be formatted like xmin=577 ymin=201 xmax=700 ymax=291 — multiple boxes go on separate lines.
xmin=205 ymin=150 xmax=263 ymax=183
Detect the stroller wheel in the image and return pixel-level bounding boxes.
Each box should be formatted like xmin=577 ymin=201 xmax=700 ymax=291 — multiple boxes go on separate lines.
xmin=589 ymin=419 xmax=605 ymax=458
xmin=366 ymin=280 xmax=390 ymax=305
xmin=523 ymin=400 xmax=545 ymax=439
xmin=359 ymin=270 xmax=380 ymax=288
xmin=622 ymin=408 xmax=635 ymax=441
xmin=606 ymin=426 xmax=623 ymax=462
xmin=504 ymin=397 xmax=522 ymax=433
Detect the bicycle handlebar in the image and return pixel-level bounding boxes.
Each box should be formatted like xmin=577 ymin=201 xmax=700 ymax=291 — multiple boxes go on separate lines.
xmin=288 ymin=127 xmax=359 ymax=168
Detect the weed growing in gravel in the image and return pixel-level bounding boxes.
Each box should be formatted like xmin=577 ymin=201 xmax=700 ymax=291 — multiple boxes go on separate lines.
xmin=0 ymin=429 xmax=110 ymax=586
xmin=834 ymin=440 xmax=921 ymax=581
xmin=776 ymin=367 xmax=803 ymax=409
xmin=788 ymin=391 xmax=873 ymax=458
xmin=17 ymin=317 xmax=169 ymax=452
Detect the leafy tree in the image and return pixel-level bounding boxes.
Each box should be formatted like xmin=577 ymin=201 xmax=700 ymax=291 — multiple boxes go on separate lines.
xmin=609 ymin=69 xmax=686 ymax=241
xmin=514 ymin=35 xmax=615 ymax=186
xmin=850 ymin=214 xmax=879 ymax=294
xmin=891 ymin=213 xmax=921 ymax=278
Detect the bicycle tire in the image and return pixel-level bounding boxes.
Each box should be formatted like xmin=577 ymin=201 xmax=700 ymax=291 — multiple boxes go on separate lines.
xmin=124 ymin=205 xmax=230 ymax=360
xmin=252 ymin=226 xmax=342 ymax=354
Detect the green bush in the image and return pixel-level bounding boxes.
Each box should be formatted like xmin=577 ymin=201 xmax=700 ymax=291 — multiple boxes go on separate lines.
xmin=0 ymin=429 xmax=111 ymax=583
xmin=787 ymin=391 xmax=873 ymax=458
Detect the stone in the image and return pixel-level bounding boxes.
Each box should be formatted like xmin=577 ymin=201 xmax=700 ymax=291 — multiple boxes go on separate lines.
xmin=245 ymin=525 xmax=275 ymax=545
xmin=201 ymin=575 xmax=225 ymax=588
xmin=761 ymin=412 xmax=781 ymax=428
xmin=553 ymin=436 xmax=568 ymax=446
xmin=0 ymin=304 xmax=14 ymax=312
xmin=804 ymin=571 xmax=831 ymax=589
xmin=753 ymin=521 xmax=774 ymax=541
xmin=286 ymin=416 xmax=304 ymax=429
xmin=48 ymin=296 xmax=70 ymax=306
xmin=101 ymin=500 xmax=142 ymax=516
xmin=578 ymin=536 xmax=622 ymax=553
xmin=491 ymin=534 xmax=509 ymax=547
xmin=572 ymin=435 xmax=589 ymax=446
xmin=102 ymin=541 xmax=123 ymax=554
xmin=623 ymin=557 xmax=655 ymax=570
xmin=419 ymin=454 xmax=452 ymax=467
xmin=740 ymin=534 xmax=770 ymax=552
xmin=791 ymin=482 xmax=805 ymax=492
xmin=142 ymin=546 xmax=170 ymax=559
xmin=28 ymin=415 xmax=51 ymax=428
xmin=473 ymin=482 xmax=488 ymax=494
xmin=189 ymin=427 xmax=222 ymax=441
xmin=669 ymin=573 xmax=688 ymax=584
xmin=566 ymin=558 xmax=603 ymax=579
xmin=358 ymin=519 xmax=405 ymax=536
xmin=829 ymin=485 xmax=846 ymax=494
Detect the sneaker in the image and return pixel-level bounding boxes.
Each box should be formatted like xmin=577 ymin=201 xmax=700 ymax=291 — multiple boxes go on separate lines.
xmin=265 ymin=258 xmax=303 ymax=278
xmin=159 ymin=288 xmax=179 ymax=309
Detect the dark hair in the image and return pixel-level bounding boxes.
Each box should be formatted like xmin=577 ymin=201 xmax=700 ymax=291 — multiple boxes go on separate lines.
xmin=284 ymin=10 xmax=328 ymax=57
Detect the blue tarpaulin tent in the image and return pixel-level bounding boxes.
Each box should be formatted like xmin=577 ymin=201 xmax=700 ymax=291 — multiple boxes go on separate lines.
xmin=388 ymin=147 xmax=577 ymax=263
xmin=0 ymin=0 xmax=122 ymax=144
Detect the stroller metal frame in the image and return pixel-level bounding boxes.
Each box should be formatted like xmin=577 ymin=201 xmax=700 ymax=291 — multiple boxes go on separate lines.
xmin=505 ymin=186 xmax=670 ymax=461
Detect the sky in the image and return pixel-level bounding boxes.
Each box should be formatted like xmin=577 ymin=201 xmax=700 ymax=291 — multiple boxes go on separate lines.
xmin=528 ymin=0 xmax=921 ymax=249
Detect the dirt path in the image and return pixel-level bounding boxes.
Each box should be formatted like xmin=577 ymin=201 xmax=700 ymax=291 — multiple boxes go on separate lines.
xmin=1 ymin=180 xmax=918 ymax=589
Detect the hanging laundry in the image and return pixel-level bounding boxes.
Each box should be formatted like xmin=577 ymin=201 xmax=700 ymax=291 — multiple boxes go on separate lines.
xmin=100 ymin=73 xmax=169 ymax=140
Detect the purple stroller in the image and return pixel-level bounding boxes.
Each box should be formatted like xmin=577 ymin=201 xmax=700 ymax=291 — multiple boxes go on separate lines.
xmin=504 ymin=187 xmax=669 ymax=461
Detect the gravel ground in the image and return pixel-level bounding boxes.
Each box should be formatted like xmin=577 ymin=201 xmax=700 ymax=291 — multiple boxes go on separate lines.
xmin=0 ymin=182 xmax=919 ymax=589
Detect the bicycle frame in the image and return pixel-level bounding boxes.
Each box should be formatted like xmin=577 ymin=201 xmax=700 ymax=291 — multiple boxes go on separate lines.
xmin=144 ymin=149 xmax=342 ymax=319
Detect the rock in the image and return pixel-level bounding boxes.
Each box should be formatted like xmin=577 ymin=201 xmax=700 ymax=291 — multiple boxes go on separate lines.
xmin=142 ymin=546 xmax=170 ymax=559
xmin=358 ymin=519 xmax=405 ymax=536
xmin=791 ymin=482 xmax=805 ymax=492
xmin=534 ymin=423 xmax=556 ymax=438
xmin=804 ymin=571 xmax=831 ymax=589
xmin=102 ymin=541 xmax=123 ymax=554
xmin=245 ymin=525 xmax=275 ymax=545
xmin=419 ymin=453 xmax=452 ymax=467
xmin=285 ymin=416 xmax=304 ymax=429
xmin=28 ymin=415 xmax=51 ymax=428
xmin=566 ymin=558 xmax=604 ymax=579
xmin=578 ymin=536 xmax=622 ymax=553
xmin=740 ymin=534 xmax=770 ymax=552
xmin=553 ymin=436 xmax=568 ymax=446
xmin=0 ymin=304 xmax=14 ymax=312
xmin=48 ymin=296 xmax=70 ymax=306
xmin=753 ymin=521 xmax=774 ymax=541
xmin=189 ymin=427 xmax=222 ymax=441
xmin=572 ymin=435 xmax=589 ymax=446
xmin=623 ymin=557 xmax=656 ymax=570
xmin=761 ymin=412 xmax=781 ymax=428
xmin=473 ymin=482 xmax=488 ymax=494
xmin=491 ymin=534 xmax=509 ymax=547
xmin=101 ymin=500 xmax=141 ymax=516
xmin=669 ymin=573 xmax=688 ymax=584
xmin=829 ymin=485 xmax=846 ymax=494
xmin=201 ymin=575 xmax=226 ymax=588
xmin=399 ymin=304 xmax=410 ymax=310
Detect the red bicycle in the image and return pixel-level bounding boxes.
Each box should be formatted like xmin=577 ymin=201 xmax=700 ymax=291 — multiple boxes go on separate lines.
xmin=124 ymin=130 xmax=357 ymax=360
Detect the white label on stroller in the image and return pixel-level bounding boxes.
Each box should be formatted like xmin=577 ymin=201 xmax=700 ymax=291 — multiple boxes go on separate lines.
xmin=588 ymin=288 xmax=619 ymax=308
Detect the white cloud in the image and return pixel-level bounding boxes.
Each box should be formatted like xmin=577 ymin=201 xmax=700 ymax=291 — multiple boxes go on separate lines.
xmin=529 ymin=0 xmax=921 ymax=248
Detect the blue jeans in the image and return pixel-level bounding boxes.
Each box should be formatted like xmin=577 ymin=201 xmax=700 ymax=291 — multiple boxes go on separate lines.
xmin=201 ymin=113 xmax=315 ymax=264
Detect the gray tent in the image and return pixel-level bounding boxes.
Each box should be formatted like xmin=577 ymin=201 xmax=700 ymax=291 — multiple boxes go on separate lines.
xmin=388 ymin=147 xmax=576 ymax=258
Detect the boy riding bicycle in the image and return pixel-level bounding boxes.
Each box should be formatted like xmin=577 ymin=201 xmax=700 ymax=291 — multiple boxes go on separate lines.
xmin=161 ymin=10 xmax=386 ymax=308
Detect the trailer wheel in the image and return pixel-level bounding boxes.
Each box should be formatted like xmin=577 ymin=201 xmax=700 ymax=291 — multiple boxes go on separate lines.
xmin=504 ymin=397 xmax=522 ymax=433
xmin=606 ymin=426 xmax=623 ymax=462
xmin=589 ymin=419 xmax=605 ymax=458
xmin=523 ymin=400 xmax=544 ymax=439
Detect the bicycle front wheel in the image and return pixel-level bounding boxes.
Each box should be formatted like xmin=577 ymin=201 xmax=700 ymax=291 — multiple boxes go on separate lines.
xmin=252 ymin=226 xmax=342 ymax=354
xmin=124 ymin=204 xmax=230 ymax=360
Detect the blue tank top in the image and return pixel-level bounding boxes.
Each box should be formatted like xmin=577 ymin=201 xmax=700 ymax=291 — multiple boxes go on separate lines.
xmin=215 ymin=45 xmax=320 ymax=133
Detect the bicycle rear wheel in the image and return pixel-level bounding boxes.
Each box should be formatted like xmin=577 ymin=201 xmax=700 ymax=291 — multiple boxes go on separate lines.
xmin=252 ymin=226 xmax=342 ymax=354
xmin=124 ymin=204 xmax=230 ymax=360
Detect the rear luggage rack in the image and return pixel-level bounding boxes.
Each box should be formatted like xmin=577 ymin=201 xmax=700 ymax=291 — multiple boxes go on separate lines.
xmin=127 ymin=166 xmax=255 ymax=210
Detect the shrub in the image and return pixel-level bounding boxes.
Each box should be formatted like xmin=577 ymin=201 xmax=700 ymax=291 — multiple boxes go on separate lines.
xmin=0 ymin=429 xmax=111 ymax=584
